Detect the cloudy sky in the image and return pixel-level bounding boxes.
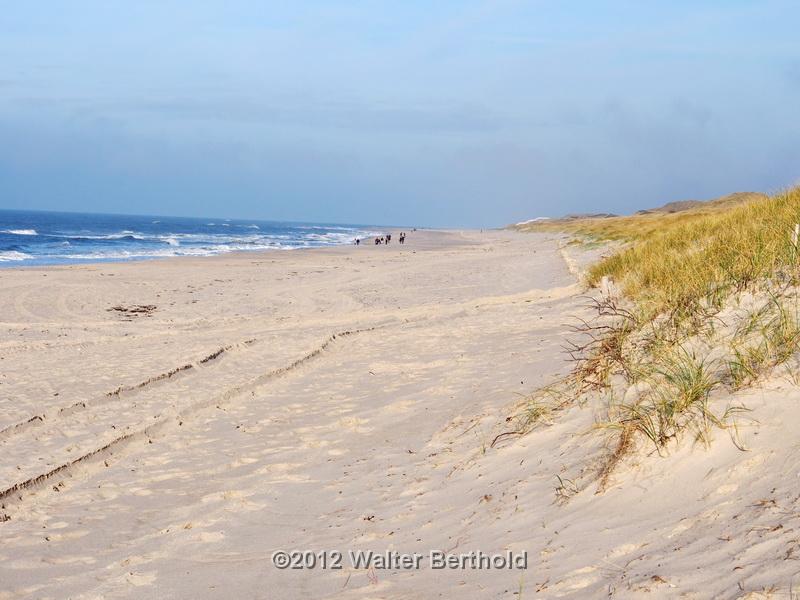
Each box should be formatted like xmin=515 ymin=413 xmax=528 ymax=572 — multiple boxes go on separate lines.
xmin=1 ymin=1 xmax=798 ymax=226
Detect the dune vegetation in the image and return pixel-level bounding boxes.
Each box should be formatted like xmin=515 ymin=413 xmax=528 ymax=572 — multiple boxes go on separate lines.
xmin=587 ymin=187 xmax=800 ymax=318
xmin=504 ymin=186 xmax=800 ymax=488
xmin=515 ymin=191 xmax=766 ymax=242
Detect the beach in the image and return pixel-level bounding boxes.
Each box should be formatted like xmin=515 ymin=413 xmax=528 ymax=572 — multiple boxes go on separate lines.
xmin=2 ymin=229 xmax=799 ymax=599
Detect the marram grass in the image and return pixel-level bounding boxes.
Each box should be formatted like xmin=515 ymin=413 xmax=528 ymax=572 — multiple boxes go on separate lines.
xmin=515 ymin=191 xmax=766 ymax=242
xmin=587 ymin=187 xmax=800 ymax=317
xmin=497 ymin=187 xmax=800 ymax=488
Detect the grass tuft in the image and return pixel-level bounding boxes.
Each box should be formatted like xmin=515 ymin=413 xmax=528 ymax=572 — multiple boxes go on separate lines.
xmin=603 ymin=347 xmax=727 ymax=452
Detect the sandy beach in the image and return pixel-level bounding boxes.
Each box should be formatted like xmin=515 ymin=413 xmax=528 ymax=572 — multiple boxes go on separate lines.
xmin=2 ymin=229 xmax=799 ymax=599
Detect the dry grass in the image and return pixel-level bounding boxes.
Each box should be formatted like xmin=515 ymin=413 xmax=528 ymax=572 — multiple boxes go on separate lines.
xmin=490 ymin=384 xmax=573 ymax=448
xmin=504 ymin=186 xmax=800 ymax=490
xmin=515 ymin=192 xmax=766 ymax=242
xmin=727 ymin=292 xmax=800 ymax=389
xmin=587 ymin=187 xmax=800 ymax=318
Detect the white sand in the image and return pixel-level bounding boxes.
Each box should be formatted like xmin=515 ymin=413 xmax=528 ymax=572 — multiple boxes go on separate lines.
xmin=0 ymin=230 xmax=797 ymax=599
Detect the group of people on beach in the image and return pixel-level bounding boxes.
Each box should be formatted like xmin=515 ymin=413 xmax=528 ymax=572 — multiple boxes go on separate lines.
xmin=354 ymin=231 xmax=408 ymax=246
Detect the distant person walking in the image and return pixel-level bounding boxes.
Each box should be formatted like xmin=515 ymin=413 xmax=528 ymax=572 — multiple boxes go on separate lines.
xmin=399 ymin=232 xmax=405 ymax=244
xmin=355 ymin=238 xmax=360 ymax=245
xmin=386 ymin=233 xmax=391 ymax=244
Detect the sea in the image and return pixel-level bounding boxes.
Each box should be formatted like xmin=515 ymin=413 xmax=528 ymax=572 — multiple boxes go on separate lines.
xmin=0 ymin=209 xmax=381 ymax=267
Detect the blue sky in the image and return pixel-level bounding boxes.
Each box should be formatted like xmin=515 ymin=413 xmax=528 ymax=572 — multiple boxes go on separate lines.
xmin=1 ymin=1 xmax=798 ymax=227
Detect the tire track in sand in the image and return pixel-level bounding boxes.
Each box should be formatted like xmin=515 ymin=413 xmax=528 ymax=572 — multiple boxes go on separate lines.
xmin=0 ymin=338 xmax=256 ymax=443
xmin=0 ymin=327 xmax=376 ymax=508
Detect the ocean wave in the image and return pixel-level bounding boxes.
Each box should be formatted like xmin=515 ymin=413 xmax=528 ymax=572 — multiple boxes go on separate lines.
xmin=49 ymin=244 xmax=289 ymax=261
xmin=1 ymin=229 xmax=38 ymax=236
xmin=150 ymin=232 xmax=255 ymax=244
xmin=0 ymin=250 xmax=32 ymax=261
xmin=75 ymin=233 xmax=147 ymax=241
xmin=296 ymin=225 xmax=360 ymax=232
xmin=70 ymin=231 xmax=279 ymax=246
xmin=154 ymin=232 xmax=301 ymax=245
xmin=0 ymin=214 xmax=377 ymax=266
xmin=304 ymin=232 xmax=360 ymax=243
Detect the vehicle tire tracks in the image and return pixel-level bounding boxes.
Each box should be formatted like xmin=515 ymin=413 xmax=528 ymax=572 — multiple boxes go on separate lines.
xmin=0 ymin=338 xmax=256 ymax=443
xmin=0 ymin=326 xmax=377 ymax=508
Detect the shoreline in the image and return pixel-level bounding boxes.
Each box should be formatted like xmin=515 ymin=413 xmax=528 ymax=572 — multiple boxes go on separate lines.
xmin=0 ymin=210 xmax=407 ymax=270
xmin=0 ymin=228 xmax=465 ymax=271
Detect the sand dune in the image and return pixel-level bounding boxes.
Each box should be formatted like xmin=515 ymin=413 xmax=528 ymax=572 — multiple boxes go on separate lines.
xmin=0 ymin=230 xmax=797 ymax=598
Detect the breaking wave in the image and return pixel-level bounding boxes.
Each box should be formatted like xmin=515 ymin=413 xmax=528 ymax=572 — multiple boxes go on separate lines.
xmin=0 ymin=210 xmax=381 ymax=266
xmin=1 ymin=229 xmax=38 ymax=236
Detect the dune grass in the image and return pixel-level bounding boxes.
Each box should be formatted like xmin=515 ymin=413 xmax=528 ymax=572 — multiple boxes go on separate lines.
xmin=521 ymin=209 xmax=718 ymax=242
xmin=500 ymin=186 xmax=800 ymax=491
xmin=607 ymin=346 xmax=743 ymax=452
xmin=727 ymin=292 xmax=800 ymax=389
xmin=587 ymin=187 xmax=800 ymax=318
xmin=584 ymin=188 xmax=800 ymax=461
xmin=515 ymin=192 xmax=766 ymax=242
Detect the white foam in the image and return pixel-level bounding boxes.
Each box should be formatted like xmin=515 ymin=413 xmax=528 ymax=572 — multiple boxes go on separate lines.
xmin=1 ymin=229 xmax=37 ymax=236
xmin=48 ymin=244 xmax=286 ymax=261
xmin=0 ymin=223 xmax=378 ymax=266
xmin=0 ymin=251 xmax=32 ymax=261
xmin=71 ymin=232 xmax=147 ymax=240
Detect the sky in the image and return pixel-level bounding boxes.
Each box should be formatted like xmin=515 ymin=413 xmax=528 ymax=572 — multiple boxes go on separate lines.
xmin=1 ymin=1 xmax=799 ymax=227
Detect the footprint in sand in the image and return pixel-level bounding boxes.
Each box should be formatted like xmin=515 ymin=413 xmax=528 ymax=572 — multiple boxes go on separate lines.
xmin=201 ymin=489 xmax=246 ymax=503
xmin=228 ymin=456 xmax=260 ymax=468
xmin=43 ymin=529 xmax=90 ymax=542
xmin=125 ymin=571 xmax=157 ymax=586
xmin=338 ymin=417 xmax=370 ymax=433
xmin=607 ymin=542 xmax=640 ymax=559
xmin=196 ymin=531 xmax=225 ymax=543
xmin=554 ymin=565 xmax=599 ymax=591
xmin=667 ymin=520 xmax=693 ymax=538
xmin=714 ymin=483 xmax=738 ymax=496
